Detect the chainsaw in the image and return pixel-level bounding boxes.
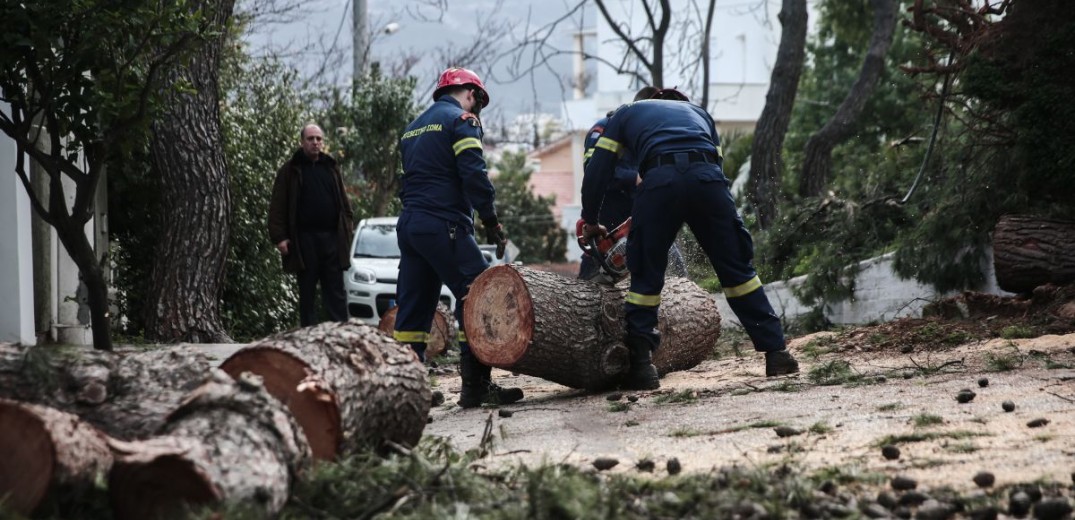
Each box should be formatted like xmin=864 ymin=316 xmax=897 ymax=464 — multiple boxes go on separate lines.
xmin=575 ymin=217 xmax=631 ymax=283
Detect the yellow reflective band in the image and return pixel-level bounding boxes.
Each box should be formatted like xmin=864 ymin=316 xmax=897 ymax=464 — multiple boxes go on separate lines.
xmin=625 ymin=292 xmax=661 ymax=306
xmin=715 ymin=145 xmax=723 ymax=159
xmin=456 ymin=331 xmax=467 ymax=343
xmin=584 ymin=148 xmax=594 ymax=160
xmin=595 ymin=136 xmax=622 ymax=155
xmin=393 ymin=330 xmax=429 ymax=343
xmin=724 ymin=276 xmax=762 ymax=298
xmin=453 ymin=137 xmax=482 ymax=155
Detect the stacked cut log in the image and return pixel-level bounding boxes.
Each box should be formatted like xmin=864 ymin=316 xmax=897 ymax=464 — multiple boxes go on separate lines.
xmin=463 ymin=265 xmax=721 ymax=390
xmin=0 ymin=399 xmax=112 ymax=516
xmin=993 ymin=214 xmax=1075 ymax=293
xmin=1 ymin=320 xmax=432 ymax=516
xmin=0 ymin=343 xmax=215 ymax=439
xmin=109 ymin=370 xmax=309 ymax=519
xmin=377 ymin=303 xmax=457 ymax=358
xmin=220 ymin=320 xmax=431 ymax=460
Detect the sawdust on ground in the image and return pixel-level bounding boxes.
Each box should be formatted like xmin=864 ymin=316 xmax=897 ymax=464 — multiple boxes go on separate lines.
xmin=426 ymin=290 xmax=1075 ymax=492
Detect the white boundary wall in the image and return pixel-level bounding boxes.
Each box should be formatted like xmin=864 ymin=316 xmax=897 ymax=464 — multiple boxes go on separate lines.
xmin=715 ymin=250 xmax=1012 ymax=329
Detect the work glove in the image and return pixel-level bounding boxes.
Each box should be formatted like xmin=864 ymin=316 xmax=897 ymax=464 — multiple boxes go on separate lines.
xmin=482 ymin=217 xmax=508 ymax=259
xmin=580 ymin=222 xmax=608 ymax=242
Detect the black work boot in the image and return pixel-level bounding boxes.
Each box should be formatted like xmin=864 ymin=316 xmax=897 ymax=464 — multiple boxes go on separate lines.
xmin=765 ymin=349 xmax=799 ymax=377
xmin=458 ymin=352 xmax=524 ymax=408
xmin=623 ymin=335 xmax=660 ymax=390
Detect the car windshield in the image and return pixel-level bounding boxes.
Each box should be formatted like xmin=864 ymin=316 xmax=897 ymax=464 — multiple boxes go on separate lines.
xmin=353 ymin=224 xmax=400 ymax=258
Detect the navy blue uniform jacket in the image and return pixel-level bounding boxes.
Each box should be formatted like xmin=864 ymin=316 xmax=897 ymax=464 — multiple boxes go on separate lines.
xmin=399 ymin=96 xmax=496 ymax=230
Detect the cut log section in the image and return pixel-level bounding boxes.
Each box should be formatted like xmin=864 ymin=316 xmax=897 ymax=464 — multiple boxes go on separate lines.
xmin=109 ymin=371 xmax=309 ymax=519
xmin=464 ymin=265 xmax=721 ymax=390
xmin=219 ymin=321 xmax=431 ymax=460
xmin=993 ymin=214 xmax=1075 ymax=293
xmin=377 ymin=303 xmax=457 ymax=358
xmin=0 ymin=399 xmax=112 ymax=516
xmin=0 ymin=344 xmax=216 ymax=440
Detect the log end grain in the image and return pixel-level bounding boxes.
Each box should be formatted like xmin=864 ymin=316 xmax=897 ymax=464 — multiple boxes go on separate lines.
xmin=220 ymin=348 xmax=341 ymax=461
xmin=0 ymin=403 xmax=55 ymax=515
xmin=109 ymin=440 xmax=221 ymax=520
xmin=377 ymin=304 xmax=455 ymax=358
xmin=464 ymin=265 xmax=535 ymax=367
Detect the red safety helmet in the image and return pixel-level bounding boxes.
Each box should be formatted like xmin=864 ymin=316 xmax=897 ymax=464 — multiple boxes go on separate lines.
xmin=433 ymin=67 xmax=490 ymax=108
xmin=650 ymin=88 xmax=690 ymax=102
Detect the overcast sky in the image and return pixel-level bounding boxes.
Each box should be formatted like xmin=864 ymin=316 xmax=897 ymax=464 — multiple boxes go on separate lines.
xmin=244 ymin=0 xmax=594 ymax=122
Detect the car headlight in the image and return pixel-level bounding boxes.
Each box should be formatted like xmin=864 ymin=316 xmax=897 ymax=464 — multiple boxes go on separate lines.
xmin=350 ymin=268 xmax=377 ymax=284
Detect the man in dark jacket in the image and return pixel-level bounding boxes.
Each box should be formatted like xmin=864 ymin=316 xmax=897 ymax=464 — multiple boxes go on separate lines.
xmin=268 ymin=124 xmax=355 ymax=327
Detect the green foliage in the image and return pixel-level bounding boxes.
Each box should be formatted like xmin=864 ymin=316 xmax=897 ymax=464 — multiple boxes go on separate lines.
xmin=1 ymin=0 xmax=213 ymax=349
xmin=217 ymin=38 xmax=305 ymax=339
xmin=318 ymin=67 xmax=418 ymax=219
xmin=653 ymin=390 xmax=699 ymax=405
xmin=112 ymin=26 xmax=307 ymax=340
xmin=806 ymin=360 xmax=860 ymax=386
xmin=1000 ymin=325 xmax=1035 ymax=340
xmin=480 ymin=150 xmax=567 ymax=263
xmin=912 ymin=413 xmax=944 ymax=428
xmin=892 ymin=2 xmax=1075 ymax=290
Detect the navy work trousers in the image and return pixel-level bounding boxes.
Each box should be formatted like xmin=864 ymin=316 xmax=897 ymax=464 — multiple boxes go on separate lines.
xmin=625 ymin=156 xmax=785 ymax=352
xmin=394 ymin=211 xmax=488 ymax=359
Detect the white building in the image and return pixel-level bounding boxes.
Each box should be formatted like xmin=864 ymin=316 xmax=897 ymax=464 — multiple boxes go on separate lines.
xmin=1 ymin=104 xmax=103 ymax=346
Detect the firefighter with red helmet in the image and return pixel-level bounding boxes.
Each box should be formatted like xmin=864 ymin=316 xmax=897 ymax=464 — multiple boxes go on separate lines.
xmin=394 ymin=67 xmax=523 ymax=408
xmin=580 ymin=88 xmax=799 ymax=390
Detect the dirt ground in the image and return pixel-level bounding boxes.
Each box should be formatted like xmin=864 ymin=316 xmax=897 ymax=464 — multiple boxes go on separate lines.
xmin=426 ymin=287 xmax=1075 ymax=493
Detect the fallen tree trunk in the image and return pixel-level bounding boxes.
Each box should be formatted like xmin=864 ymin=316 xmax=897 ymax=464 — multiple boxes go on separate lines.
xmin=0 ymin=344 xmax=215 ymax=439
xmin=463 ymin=266 xmax=721 ymax=390
xmin=377 ymin=303 xmax=457 ymax=358
xmin=219 ymin=321 xmax=430 ymax=460
xmin=993 ymin=214 xmax=1075 ymax=293
xmin=0 ymin=399 xmax=112 ymax=516
xmin=109 ymin=370 xmax=309 ymax=519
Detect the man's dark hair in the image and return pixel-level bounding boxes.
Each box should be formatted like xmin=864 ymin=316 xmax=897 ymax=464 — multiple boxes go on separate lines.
xmin=633 ymin=86 xmax=659 ymax=101
xmin=434 ymin=84 xmax=470 ymax=101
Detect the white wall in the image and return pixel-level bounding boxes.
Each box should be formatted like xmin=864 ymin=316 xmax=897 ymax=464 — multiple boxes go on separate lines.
xmin=715 ymin=250 xmax=1012 ymax=329
xmin=0 ymin=105 xmax=37 ymax=345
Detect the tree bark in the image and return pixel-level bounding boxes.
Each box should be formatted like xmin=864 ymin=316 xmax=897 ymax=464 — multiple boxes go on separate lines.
xmin=0 ymin=399 xmax=112 ymax=516
xmin=798 ymin=0 xmax=898 ymax=197
xmin=145 ymin=0 xmax=236 ymax=343
xmin=993 ymin=214 xmax=1075 ymax=293
xmin=376 ymin=303 xmax=457 ymax=358
xmin=109 ymin=371 xmax=310 ymax=519
xmin=0 ymin=343 xmax=215 ymax=439
xmin=219 ymin=321 xmax=430 ymax=460
xmin=748 ymin=0 xmax=808 ymax=229
xmin=463 ymin=266 xmax=721 ymax=390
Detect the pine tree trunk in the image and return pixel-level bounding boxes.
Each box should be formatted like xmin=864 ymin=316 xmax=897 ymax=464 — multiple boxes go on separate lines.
xmin=798 ymin=0 xmax=897 ymax=197
xmin=0 ymin=400 xmax=112 ymax=516
xmin=145 ymin=0 xmax=236 ymax=343
xmin=377 ymin=303 xmax=457 ymax=358
xmin=219 ymin=321 xmax=431 ymax=460
xmin=993 ymin=214 xmax=1075 ymax=293
xmin=748 ymin=0 xmax=808 ymax=230
xmin=0 ymin=343 xmax=215 ymax=439
xmin=109 ymin=371 xmax=309 ymax=519
xmin=463 ymin=266 xmax=721 ymax=390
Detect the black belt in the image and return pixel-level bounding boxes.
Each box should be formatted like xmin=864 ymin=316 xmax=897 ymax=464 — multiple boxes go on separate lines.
xmin=640 ymin=151 xmax=718 ymax=174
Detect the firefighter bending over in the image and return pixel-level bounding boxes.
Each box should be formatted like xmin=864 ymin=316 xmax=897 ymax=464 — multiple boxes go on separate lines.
xmin=580 ymin=88 xmax=799 ymax=390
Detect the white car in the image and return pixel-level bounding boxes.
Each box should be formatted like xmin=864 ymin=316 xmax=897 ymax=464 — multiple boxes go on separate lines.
xmin=344 ymin=216 xmax=514 ymax=325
